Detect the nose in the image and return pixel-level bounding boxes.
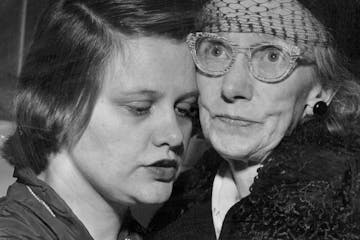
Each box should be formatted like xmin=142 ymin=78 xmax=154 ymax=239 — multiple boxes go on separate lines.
xmin=221 ymin=55 xmax=253 ymax=102
xmin=152 ymin=111 xmax=184 ymax=153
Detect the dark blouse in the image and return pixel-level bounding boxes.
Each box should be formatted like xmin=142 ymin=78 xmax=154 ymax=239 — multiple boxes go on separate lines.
xmin=0 ymin=167 xmax=145 ymax=240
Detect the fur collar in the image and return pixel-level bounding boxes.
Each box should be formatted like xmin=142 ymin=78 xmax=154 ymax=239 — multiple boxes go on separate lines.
xmin=151 ymin=120 xmax=360 ymax=238
xmin=190 ymin=119 xmax=360 ymax=196
xmin=220 ymin=120 xmax=360 ymax=239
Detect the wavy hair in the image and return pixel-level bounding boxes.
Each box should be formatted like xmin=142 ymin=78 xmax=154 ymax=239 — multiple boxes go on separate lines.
xmin=314 ymin=46 xmax=360 ymax=136
xmin=297 ymin=0 xmax=360 ymax=137
xmin=2 ymin=0 xmax=203 ymax=174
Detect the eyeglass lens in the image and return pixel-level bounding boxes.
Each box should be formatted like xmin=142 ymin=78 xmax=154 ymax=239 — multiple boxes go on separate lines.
xmin=195 ymin=36 xmax=295 ymax=81
xmin=196 ymin=37 xmax=233 ymax=72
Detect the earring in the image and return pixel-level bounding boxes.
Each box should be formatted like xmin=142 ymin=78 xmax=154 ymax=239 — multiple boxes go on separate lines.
xmin=313 ymin=101 xmax=328 ymax=116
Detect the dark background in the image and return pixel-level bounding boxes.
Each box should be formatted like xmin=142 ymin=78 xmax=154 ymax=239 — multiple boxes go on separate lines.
xmin=0 ymin=0 xmax=48 ymax=121
xmin=0 ymin=0 xmax=49 ymax=196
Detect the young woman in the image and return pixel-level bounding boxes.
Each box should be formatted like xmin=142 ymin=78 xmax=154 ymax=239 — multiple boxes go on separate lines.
xmin=0 ymin=0 xmax=203 ymax=239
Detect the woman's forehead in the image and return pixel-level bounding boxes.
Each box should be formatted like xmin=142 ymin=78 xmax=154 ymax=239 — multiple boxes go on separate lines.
xmin=198 ymin=0 xmax=330 ymax=47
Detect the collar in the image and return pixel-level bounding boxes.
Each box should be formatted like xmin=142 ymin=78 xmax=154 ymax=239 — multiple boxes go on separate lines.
xmin=13 ymin=167 xmax=84 ymax=220
xmin=12 ymin=167 xmax=147 ymax=240
xmin=211 ymin=162 xmax=262 ymax=239
xmin=10 ymin=167 xmax=93 ymax=239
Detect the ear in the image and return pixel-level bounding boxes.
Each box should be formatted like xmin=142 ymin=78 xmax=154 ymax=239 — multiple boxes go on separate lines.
xmin=302 ymin=82 xmax=334 ymax=118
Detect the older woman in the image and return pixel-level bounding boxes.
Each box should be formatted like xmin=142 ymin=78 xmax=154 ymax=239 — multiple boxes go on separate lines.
xmin=149 ymin=0 xmax=360 ymax=239
xmin=0 ymin=0 xmax=203 ymax=239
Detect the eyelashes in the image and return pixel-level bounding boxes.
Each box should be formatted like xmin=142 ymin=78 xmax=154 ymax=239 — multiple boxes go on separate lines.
xmin=124 ymin=101 xmax=198 ymax=119
xmin=125 ymin=102 xmax=152 ymax=116
xmin=175 ymin=103 xmax=198 ymax=118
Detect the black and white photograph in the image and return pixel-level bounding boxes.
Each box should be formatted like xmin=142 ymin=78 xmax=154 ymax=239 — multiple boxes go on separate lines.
xmin=0 ymin=0 xmax=360 ymax=239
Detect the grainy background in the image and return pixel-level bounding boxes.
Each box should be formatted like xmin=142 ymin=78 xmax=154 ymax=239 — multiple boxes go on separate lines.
xmin=0 ymin=0 xmax=50 ymax=196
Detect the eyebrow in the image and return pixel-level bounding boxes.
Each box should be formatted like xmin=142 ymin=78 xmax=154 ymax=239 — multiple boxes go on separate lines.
xmin=114 ymin=89 xmax=199 ymax=101
xmin=118 ymin=90 xmax=160 ymax=98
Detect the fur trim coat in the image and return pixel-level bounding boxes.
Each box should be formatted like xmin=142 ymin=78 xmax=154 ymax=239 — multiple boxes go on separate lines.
xmin=149 ymin=120 xmax=360 ymax=239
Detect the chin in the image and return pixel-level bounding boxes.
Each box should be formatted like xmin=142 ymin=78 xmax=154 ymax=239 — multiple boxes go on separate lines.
xmin=209 ymin=131 xmax=260 ymax=161
xmin=135 ymin=182 xmax=173 ymax=204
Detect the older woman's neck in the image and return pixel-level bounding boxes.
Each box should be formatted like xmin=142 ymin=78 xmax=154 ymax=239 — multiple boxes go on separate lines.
xmin=39 ymin=150 xmax=127 ymax=240
xmin=227 ymin=159 xmax=262 ymax=199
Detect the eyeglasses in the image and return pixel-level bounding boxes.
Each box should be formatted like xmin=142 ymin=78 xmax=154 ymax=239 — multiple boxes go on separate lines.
xmin=187 ymin=32 xmax=306 ymax=83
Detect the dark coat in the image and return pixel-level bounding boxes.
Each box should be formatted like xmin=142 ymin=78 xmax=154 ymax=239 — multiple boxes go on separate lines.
xmin=0 ymin=167 xmax=145 ymax=240
xmin=148 ymin=120 xmax=360 ymax=240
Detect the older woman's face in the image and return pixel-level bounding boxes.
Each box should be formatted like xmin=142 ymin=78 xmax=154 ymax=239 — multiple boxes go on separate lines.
xmin=197 ymin=33 xmax=318 ymax=162
xmin=70 ymin=37 xmax=197 ymax=205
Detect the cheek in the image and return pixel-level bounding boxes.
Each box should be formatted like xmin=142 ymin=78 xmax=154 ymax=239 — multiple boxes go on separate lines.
xmin=76 ymin=102 xmax=144 ymax=162
xmin=179 ymin=120 xmax=193 ymax=146
xmin=264 ymin=68 xmax=314 ymax=114
xmin=84 ymin=113 xmax=126 ymax=151
xmin=199 ymin=106 xmax=211 ymax=138
xmin=261 ymin=115 xmax=292 ymax=145
xmin=258 ymin=84 xmax=313 ymax=141
xmin=72 ymin=115 xmax=146 ymax=189
xmin=260 ymin=73 xmax=312 ymax=119
xmin=259 ymin=96 xmax=301 ymax=141
xmin=197 ymin=75 xmax=219 ymax=101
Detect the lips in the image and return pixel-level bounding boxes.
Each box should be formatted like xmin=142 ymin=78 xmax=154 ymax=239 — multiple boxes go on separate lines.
xmin=200 ymin=101 xmax=259 ymax=125
xmin=215 ymin=114 xmax=258 ymax=127
xmin=147 ymin=159 xmax=179 ymax=182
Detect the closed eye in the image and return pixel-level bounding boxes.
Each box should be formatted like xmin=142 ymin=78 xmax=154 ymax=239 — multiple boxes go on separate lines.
xmin=125 ymin=101 xmax=152 ymax=116
xmin=175 ymin=102 xmax=198 ymax=119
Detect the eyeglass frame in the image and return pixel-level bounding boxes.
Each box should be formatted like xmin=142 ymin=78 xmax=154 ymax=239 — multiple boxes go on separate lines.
xmin=186 ymin=32 xmax=306 ymax=83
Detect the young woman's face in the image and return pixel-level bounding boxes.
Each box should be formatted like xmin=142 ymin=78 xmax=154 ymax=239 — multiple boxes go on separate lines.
xmin=197 ymin=33 xmax=319 ymax=163
xmin=70 ymin=37 xmax=197 ymax=205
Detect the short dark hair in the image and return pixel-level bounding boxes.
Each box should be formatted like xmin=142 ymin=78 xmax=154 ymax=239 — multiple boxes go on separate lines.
xmin=2 ymin=0 xmax=203 ymax=174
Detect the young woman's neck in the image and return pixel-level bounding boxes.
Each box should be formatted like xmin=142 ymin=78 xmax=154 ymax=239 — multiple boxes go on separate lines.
xmin=39 ymin=150 xmax=127 ymax=240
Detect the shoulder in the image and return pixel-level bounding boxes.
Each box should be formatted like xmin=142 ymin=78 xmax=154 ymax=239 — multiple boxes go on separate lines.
xmin=0 ymin=198 xmax=45 ymax=239
xmin=0 ymin=184 xmax=56 ymax=240
xmin=219 ymin=122 xmax=360 ymax=239
xmin=255 ymin=122 xmax=360 ymax=211
xmin=261 ymin=119 xmax=360 ymax=187
xmin=221 ymin=174 xmax=360 ymax=239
